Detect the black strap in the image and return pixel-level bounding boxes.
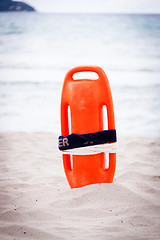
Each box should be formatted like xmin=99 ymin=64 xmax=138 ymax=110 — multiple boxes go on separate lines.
xmin=58 ymin=129 xmax=117 ymax=151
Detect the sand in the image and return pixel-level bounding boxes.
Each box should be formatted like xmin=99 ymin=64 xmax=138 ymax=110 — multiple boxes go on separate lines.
xmin=0 ymin=132 xmax=160 ymax=240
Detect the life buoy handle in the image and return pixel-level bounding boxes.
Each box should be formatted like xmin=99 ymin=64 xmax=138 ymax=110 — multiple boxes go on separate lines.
xmin=65 ymin=66 xmax=107 ymax=82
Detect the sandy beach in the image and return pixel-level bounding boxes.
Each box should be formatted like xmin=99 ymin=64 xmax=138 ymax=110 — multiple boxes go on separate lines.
xmin=0 ymin=132 xmax=159 ymax=240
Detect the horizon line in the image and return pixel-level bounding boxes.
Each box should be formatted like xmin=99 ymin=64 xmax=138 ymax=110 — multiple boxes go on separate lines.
xmin=1 ymin=11 xmax=160 ymax=15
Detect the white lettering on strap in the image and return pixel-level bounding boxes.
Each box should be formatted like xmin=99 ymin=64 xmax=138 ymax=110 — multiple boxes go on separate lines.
xmin=58 ymin=138 xmax=63 ymax=148
xmin=59 ymin=138 xmax=69 ymax=147
xmin=63 ymin=138 xmax=69 ymax=147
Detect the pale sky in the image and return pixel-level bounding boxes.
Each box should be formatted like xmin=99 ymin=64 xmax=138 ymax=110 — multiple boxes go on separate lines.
xmin=24 ymin=0 xmax=160 ymax=13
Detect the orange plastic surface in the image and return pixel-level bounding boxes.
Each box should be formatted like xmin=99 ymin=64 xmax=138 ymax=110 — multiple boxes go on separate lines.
xmin=60 ymin=66 xmax=116 ymax=188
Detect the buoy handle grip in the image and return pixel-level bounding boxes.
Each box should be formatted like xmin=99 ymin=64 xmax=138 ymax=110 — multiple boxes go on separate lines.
xmin=65 ymin=66 xmax=107 ymax=81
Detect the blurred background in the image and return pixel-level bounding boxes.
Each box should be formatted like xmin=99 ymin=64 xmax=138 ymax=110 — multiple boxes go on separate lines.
xmin=0 ymin=0 xmax=160 ymax=137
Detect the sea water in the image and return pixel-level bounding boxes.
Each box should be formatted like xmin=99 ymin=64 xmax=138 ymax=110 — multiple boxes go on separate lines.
xmin=0 ymin=13 xmax=160 ymax=137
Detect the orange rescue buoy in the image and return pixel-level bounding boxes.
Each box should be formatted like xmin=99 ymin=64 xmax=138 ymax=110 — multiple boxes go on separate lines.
xmin=60 ymin=66 xmax=116 ymax=188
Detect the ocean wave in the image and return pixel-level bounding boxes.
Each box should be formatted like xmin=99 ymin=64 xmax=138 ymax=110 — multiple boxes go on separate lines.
xmin=0 ymin=80 xmax=61 ymax=86
xmin=0 ymin=65 xmax=160 ymax=73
